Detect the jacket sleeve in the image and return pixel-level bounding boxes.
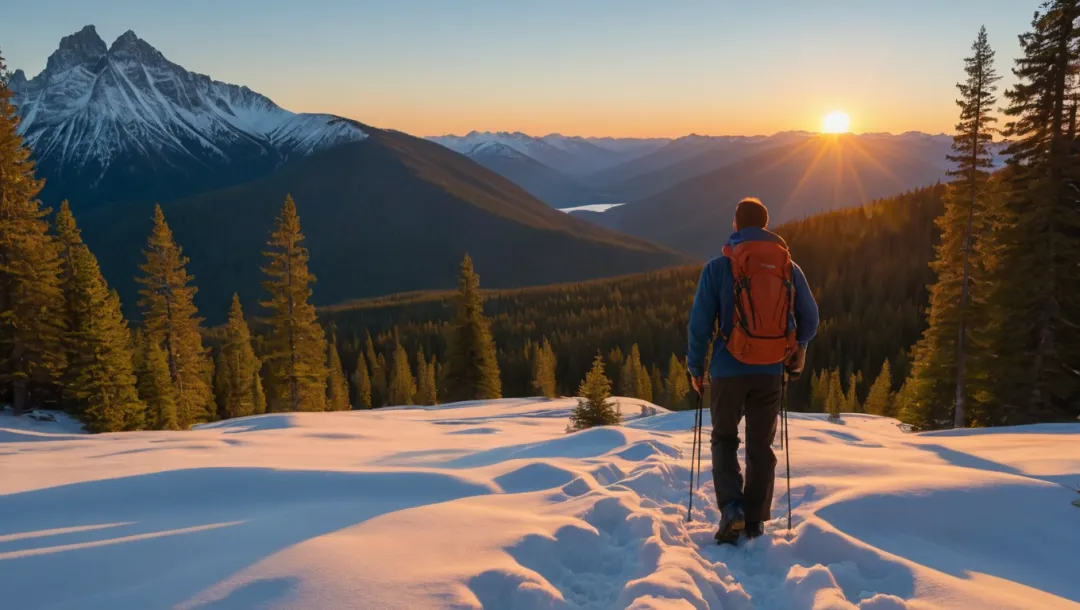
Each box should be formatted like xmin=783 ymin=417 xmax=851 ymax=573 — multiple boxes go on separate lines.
xmin=687 ymin=262 xmax=720 ymax=377
xmin=792 ymin=263 xmax=819 ymax=346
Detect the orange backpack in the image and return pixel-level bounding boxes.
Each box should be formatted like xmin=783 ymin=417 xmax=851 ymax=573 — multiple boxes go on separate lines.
xmin=722 ymin=240 xmax=797 ymax=365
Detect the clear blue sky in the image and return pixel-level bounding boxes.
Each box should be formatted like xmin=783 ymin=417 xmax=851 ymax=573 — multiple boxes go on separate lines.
xmin=2 ymin=0 xmax=1038 ymax=137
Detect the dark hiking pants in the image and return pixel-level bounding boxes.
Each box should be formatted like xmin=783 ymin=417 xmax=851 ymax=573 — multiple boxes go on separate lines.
xmin=709 ymin=374 xmax=782 ymax=523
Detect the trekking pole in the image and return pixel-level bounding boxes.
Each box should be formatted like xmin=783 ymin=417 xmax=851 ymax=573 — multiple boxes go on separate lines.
xmin=694 ymin=388 xmax=704 ymax=491
xmin=782 ymin=371 xmax=793 ymax=535
xmin=686 ymin=387 xmax=704 ymax=522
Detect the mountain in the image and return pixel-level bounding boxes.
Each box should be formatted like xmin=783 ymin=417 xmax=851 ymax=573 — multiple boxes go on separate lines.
xmin=10 ymin=26 xmax=688 ymax=322
xmin=585 ymin=132 xmax=818 ymax=195
xmin=82 ymin=129 xmax=690 ymax=323
xmin=464 ymin=141 xmax=600 ymax=207
xmin=587 ymin=134 xmax=951 ymax=257
xmin=9 ymin=25 xmax=367 ymax=211
xmin=428 ymin=131 xmax=586 ymax=174
xmin=428 ymin=131 xmax=668 ymax=175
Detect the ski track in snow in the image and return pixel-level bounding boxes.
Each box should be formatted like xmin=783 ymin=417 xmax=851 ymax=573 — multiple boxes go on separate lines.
xmin=0 ymin=401 xmax=1078 ymax=610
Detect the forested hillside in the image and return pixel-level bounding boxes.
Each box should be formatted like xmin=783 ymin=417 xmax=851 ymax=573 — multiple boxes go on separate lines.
xmin=324 ymin=185 xmax=945 ymax=410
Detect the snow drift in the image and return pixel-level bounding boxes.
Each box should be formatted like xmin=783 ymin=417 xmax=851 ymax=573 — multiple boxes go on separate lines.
xmin=1 ymin=399 xmax=1077 ymax=609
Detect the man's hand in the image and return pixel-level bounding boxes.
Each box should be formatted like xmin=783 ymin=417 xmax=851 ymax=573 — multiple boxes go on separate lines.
xmin=691 ymin=375 xmax=705 ymax=396
xmin=785 ymin=345 xmax=807 ymax=380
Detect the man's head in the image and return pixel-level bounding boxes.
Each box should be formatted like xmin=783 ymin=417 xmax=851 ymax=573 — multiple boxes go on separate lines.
xmin=733 ymin=197 xmax=769 ymax=231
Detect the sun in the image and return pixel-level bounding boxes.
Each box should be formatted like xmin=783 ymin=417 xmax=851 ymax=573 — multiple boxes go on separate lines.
xmin=822 ymin=111 xmax=851 ymax=134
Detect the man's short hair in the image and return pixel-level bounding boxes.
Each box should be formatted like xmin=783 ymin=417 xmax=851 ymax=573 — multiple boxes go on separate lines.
xmin=735 ymin=197 xmax=769 ymax=230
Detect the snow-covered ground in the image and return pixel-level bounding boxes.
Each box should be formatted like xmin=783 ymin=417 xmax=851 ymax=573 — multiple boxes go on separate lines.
xmin=1 ymin=399 xmax=1077 ymax=609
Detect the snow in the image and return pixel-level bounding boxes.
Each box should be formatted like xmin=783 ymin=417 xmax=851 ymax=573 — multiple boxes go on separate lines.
xmin=11 ymin=28 xmax=367 ymax=175
xmin=0 ymin=399 xmax=1077 ymax=609
xmin=560 ymin=203 xmax=627 ymax=213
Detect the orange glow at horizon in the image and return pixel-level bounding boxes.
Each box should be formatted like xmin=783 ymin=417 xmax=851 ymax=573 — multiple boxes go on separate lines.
xmin=295 ymin=91 xmax=959 ymax=138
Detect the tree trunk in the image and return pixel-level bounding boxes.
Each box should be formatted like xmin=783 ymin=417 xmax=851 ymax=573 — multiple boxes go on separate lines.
xmin=955 ymin=67 xmax=982 ymax=430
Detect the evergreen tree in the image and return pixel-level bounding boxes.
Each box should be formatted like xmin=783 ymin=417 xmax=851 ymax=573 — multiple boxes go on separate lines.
xmin=414 ymin=348 xmax=438 ymax=406
xmin=650 ymin=364 xmax=663 ymax=405
xmin=213 ymin=294 xmax=263 ymax=420
xmin=619 ymin=344 xmax=651 ymax=400
xmin=607 ymin=347 xmax=625 ymax=392
xmin=326 ymin=332 xmax=351 ymax=411
xmin=570 ymin=355 xmax=621 ymax=430
xmin=365 ymin=333 xmax=386 ymax=407
xmin=137 ymin=205 xmax=213 ymax=428
xmin=983 ymin=1 xmax=1080 ymax=424
xmin=387 ymin=341 xmax=417 ymax=406
xmin=845 ymin=372 xmax=861 ymax=413
xmin=53 ymin=204 xmax=144 ymax=431
xmin=826 ymin=369 xmax=844 ymax=421
xmin=810 ymin=370 xmax=829 ymax=413
xmin=260 ymin=195 xmax=328 ymax=412
xmin=353 ymin=349 xmax=373 ymax=409
xmin=530 ymin=337 xmax=557 ymax=398
xmin=0 ymin=51 xmax=66 ymax=415
xmin=442 ymin=255 xmax=501 ymax=402
xmin=865 ymin=360 xmax=895 ymax=417
xmin=908 ymin=26 xmax=1000 ymax=429
xmin=663 ymin=354 xmax=690 ymax=410
xmin=139 ymin=337 xmax=179 ymax=431
xmin=252 ymin=369 xmax=267 ymax=415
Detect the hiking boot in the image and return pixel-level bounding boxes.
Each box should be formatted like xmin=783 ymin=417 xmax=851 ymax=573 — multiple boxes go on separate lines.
xmin=745 ymin=521 xmax=764 ymax=539
xmin=714 ymin=501 xmax=745 ymax=545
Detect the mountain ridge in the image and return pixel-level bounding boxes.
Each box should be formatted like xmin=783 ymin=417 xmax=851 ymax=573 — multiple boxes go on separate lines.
xmin=10 ymin=24 xmax=368 ymax=210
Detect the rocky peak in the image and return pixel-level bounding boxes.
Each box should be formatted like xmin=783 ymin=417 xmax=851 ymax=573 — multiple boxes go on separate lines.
xmin=44 ymin=25 xmax=107 ymax=74
xmin=107 ymin=29 xmax=166 ymax=65
xmin=8 ymin=69 xmax=27 ymax=89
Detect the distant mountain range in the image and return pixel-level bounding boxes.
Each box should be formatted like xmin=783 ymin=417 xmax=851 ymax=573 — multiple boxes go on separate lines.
xmin=11 ymin=26 xmax=688 ymax=321
xmin=580 ymin=133 xmax=979 ymax=257
xmin=426 ymin=130 xmax=993 ymax=212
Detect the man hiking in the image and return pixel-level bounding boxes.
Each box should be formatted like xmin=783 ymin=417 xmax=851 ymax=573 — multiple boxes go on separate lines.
xmin=687 ymin=197 xmax=819 ymax=544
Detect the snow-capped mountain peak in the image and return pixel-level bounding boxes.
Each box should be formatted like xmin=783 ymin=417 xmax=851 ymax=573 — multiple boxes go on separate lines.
xmin=10 ymin=25 xmax=368 ymax=208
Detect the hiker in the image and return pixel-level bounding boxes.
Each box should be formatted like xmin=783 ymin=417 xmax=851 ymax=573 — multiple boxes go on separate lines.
xmin=687 ymin=197 xmax=819 ymax=544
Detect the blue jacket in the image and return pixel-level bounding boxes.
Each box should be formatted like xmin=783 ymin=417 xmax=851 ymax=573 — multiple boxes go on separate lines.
xmin=688 ymin=227 xmax=819 ymax=379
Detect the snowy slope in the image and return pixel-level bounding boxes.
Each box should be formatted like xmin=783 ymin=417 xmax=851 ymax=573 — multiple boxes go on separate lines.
xmin=1 ymin=399 xmax=1077 ymax=609
xmin=9 ymin=26 xmax=367 ymax=207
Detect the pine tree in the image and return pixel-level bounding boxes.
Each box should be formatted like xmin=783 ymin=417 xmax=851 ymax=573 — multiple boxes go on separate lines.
xmin=531 ymin=337 xmax=557 ymax=398
xmin=570 ymin=354 xmax=621 ymax=430
xmin=252 ymin=369 xmax=267 ymax=415
xmin=845 ymin=372 xmax=861 ymax=413
xmin=810 ymin=370 xmax=829 ymax=413
xmin=387 ymin=341 xmax=417 ymax=406
xmin=982 ymin=1 xmax=1080 ymax=424
xmin=908 ymin=26 xmax=1000 ymax=429
xmin=650 ymin=364 xmax=663 ymax=405
xmin=139 ymin=337 xmax=179 ymax=431
xmin=353 ymin=351 xmax=372 ymax=409
xmin=607 ymin=346 xmax=624 ymax=391
xmin=864 ymin=360 xmax=895 ymax=417
xmin=619 ymin=344 xmax=651 ymax=400
xmin=0 ymin=51 xmax=66 ymax=415
xmin=326 ymin=332 xmax=351 ymax=411
xmin=442 ymin=255 xmax=501 ymax=402
xmin=53 ymin=204 xmax=144 ymax=431
xmin=414 ymin=348 xmax=438 ymax=406
xmin=365 ymin=333 xmax=386 ymax=407
xmin=663 ymin=354 xmax=690 ymax=410
xmin=826 ymin=369 xmax=844 ymax=421
xmin=213 ymin=294 xmax=263 ymax=420
xmin=260 ymin=195 xmax=328 ymax=412
xmin=137 ymin=205 xmax=213 ymax=428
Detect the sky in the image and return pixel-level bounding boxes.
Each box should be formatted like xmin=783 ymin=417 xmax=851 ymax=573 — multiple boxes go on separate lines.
xmin=2 ymin=0 xmax=1039 ymax=138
